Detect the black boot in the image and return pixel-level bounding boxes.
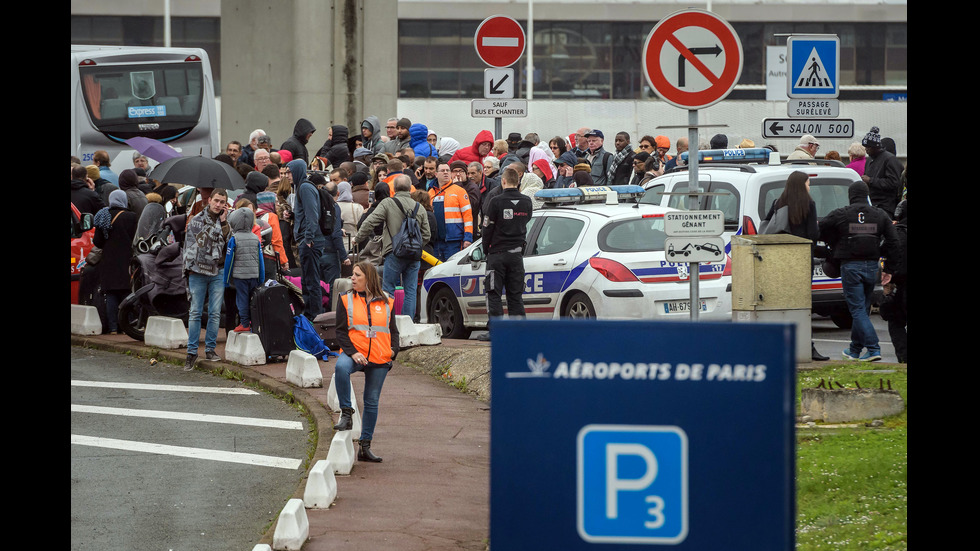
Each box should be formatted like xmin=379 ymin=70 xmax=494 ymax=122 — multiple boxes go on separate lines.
xmin=811 ymin=342 xmax=829 ymax=361
xmin=334 ymin=407 xmax=354 ymax=431
xmin=358 ymin=439 xmax=382 ymax=463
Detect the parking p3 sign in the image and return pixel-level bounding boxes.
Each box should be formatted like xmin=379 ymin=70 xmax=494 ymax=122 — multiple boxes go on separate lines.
xmin=578 ymin=425 xmax=688 ymax=544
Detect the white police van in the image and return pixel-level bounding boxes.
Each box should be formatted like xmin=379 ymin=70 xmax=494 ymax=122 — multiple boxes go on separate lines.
xmin=419 ymin=185 xmax=732 ymax=339
xmin=641 ymin=148 xmax=862 ymax=328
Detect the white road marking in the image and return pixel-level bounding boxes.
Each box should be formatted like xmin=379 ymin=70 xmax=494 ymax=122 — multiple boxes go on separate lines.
xmin=71 ymin=380 xmax=258 ymax=395
xmin=71 ymin=404 xmax=303 ymax=430
xmin=71 ymin=434 xmax=302 ymax=470
xmin=482 ymin=37 xmax=519 ymax=47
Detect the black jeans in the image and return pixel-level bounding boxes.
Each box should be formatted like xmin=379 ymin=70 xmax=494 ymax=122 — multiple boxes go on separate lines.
xmin=486 ymin=250 xmax=526 ymax=318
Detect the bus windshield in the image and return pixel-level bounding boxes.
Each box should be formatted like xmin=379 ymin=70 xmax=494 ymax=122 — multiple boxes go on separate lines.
xmin=79 ymin=60 xmax=204 ymax=134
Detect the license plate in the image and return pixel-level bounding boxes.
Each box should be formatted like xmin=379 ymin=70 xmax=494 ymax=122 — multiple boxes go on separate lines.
xmin=663 ymin=300 xmax=707 ymax=313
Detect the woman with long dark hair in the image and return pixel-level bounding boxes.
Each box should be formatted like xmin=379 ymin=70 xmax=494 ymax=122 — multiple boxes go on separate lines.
xmin=333 ymin=261 xmax=399 ymax=463
xmin=764 ymin=170 xmax=824 ymax=360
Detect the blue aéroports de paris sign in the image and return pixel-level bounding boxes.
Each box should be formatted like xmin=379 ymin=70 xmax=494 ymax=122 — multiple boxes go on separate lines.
xmin=490 ymin=320 xmax=795 ymax=549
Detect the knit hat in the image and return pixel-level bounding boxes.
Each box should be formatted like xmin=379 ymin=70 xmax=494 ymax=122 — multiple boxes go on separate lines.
xmin=655 ymin=135 xmax=670 ymax=149
xmin=573 ymin=162 xmax=592 ymax=173
xmin=450 ymin=160 xmax=468 ymax=173
xmin=710 ymin=134 xmax=728 ymax=149
xmin=862 ymin=126 xmax=882 ymax=148
xmin=397 ymin=117 xmax=412 ymax=129
xmin=278 ymin=149 xmax=294 ymax=164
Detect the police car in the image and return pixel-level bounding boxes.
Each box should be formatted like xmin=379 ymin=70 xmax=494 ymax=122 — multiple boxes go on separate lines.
xmin=642 ymin=148 xmax=862 ymax=328
xmin=419 ymin=185 xmax=732 ymax=339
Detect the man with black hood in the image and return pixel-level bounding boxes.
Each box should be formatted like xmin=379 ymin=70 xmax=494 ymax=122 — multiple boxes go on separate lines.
xmin=281 ymin=118 xmax=316 ymax=164
xmin=819 ymin=181 xmax=899 ymax=362
xmin=316 ymin=125 xmax=351 ymax=169
xmin=118 ymin=169 xmax=148 ymax=218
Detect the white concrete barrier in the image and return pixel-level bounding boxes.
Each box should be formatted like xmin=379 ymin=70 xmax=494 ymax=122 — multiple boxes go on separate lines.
xmin=271 ymin=498 xmax=309 ymax=550
xmin=304 ymin=459 xmax=338 ymax=509
xmin=351 ymin=405 xmax=362 ymax=436
xmin=225 ymin=331 xmax=267 ymax=365
xmin=251 ymin=545 xmax=272 ymax=551
xmin=395 ymin=315 xmax=442 ymax=347
xmin=285 ymin=350 xmax=322 ymax=388
xmin=70 ymin=305 xmax=102 ymax=336
xmin=416 ymin=323 xmax=443 ymax=345
xmin=326 ymin=430 xmax=355 ymax=475
xmin=144 ymin=316 xmax=188 ymax=349
xmin=326 ymin=374 xmax=356 ymax=413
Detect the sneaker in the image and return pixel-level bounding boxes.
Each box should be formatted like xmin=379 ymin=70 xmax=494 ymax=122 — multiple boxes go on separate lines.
xmin=205 ymin=349 xmax=221 ymax=361
xmin=841 ymin=349 xmax=860 ymax=361
xmin=859 ymin=351 xmax=882 ymax=362
xmin=184 ymin=353 xmax=198 ymax=371
xmin=477 ymin=333 xmax=491 ymax=342
xmin=232 ymin=324 xmax=251 ymax=333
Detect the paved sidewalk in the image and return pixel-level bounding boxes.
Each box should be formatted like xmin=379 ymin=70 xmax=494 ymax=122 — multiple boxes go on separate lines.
xmin=71 ymin=330 xmax=491 ymax=551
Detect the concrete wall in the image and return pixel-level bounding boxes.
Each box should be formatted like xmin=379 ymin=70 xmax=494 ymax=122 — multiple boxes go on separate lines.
xmin=220 ymin=0 xmax=397 ymax=150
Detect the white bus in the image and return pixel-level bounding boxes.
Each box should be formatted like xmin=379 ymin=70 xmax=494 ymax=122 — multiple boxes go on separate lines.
xmin=70 ymin=45 xmax=219 ymax=169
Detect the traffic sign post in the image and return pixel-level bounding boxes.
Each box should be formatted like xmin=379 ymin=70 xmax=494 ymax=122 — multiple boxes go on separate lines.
xmin=642 ymin=9 xmax=742 ymax=321
xmin=474 ymin=15 xmax=528 ymax=139
xmin=490 ymin=320 xmax=796 ymax=550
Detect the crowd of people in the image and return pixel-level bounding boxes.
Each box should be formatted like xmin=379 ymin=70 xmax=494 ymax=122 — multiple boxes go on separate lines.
xmin=71 ymin=118 xmax=906 ymax=357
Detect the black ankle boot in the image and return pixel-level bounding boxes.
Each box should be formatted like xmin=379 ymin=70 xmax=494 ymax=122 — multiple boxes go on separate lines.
xmin=334 ymin=407 xmax=354 ymax=431
xmin=358 ymin=439 xmax=382 ymax=463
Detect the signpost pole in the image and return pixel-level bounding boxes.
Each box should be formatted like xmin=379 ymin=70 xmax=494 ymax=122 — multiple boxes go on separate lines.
xmin=687 ymin=109 xmax=701 ymax=321
xmin=495 ymin=117 xmax=502 ymax=141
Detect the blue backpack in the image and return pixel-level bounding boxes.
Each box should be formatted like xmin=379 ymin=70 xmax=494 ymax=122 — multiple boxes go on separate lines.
xmin=293 ymin=315 xmax=337 ymax=360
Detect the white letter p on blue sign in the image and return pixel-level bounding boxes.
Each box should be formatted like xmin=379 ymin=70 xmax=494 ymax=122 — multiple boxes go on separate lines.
xmin=578 ymin=425 xmax=688 ymax=544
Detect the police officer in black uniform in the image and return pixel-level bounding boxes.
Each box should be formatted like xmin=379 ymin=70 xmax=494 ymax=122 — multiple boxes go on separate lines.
xmin=480 ymin=166 xmax=534 ymax=340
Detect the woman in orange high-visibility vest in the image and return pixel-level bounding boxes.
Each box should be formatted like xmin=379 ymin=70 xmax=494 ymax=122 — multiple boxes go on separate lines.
xmin=333 ymin=261 xmax=399 ymax=463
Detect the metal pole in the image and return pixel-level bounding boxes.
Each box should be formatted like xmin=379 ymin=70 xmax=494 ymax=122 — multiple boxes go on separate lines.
xmin=688 ymin=109 xmax=700 ymax=321
xmin=164 ymin=0 xmax=171 ymax=47
xmin=495 ymin=117 xmax=502 ymax=141
xmin=527 ymin=0 xmax=534 ymax=100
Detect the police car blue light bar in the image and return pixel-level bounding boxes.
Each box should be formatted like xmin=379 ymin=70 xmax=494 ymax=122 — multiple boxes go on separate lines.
xmin=680 ymin=148 xmax=773 ymax=164
xmin=535 ymin=185 xmax=646 ymax=205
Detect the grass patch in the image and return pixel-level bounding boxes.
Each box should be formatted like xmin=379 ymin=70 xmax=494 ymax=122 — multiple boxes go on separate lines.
xmin=795 ymin=362 xmax=907 ymax=550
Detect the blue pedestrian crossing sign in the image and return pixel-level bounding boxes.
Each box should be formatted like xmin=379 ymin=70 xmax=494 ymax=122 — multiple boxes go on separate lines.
xmin=787 ymin=35 xmax=839 ymax=98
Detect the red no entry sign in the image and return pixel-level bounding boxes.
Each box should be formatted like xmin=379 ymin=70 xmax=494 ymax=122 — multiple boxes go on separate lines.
xmin=642 ymin=9 xmax=743 ymax=110
xmin=474 ymin=15 xmax=526 ymax=68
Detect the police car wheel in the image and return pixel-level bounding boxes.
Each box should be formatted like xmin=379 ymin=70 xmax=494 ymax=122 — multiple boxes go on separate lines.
xmin=430 ymin=287 xmax=471 ymax=339
xmin=563 ymin=293 xmax=596 ymax=319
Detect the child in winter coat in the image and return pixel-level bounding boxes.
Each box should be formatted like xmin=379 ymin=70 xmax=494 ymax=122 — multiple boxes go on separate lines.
xmin=224 ymin=208 xmax=265 ymax=332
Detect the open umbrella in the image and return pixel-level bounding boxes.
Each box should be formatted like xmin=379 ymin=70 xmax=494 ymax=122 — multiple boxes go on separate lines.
xmin=148 ymin=156 xmax=246 ymax=190
xmin=124 ymin=137 xmax=182 ymax=163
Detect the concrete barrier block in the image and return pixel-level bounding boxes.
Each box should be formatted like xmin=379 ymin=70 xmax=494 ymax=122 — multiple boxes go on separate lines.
xmin=144 ymin=316 xmax=188 ymax=349
xmin=326 ymin=430 xmax=355 ymax=475
xmin=304 ymin=459 xmax=338 ymax=509
xmin=70 ymin=305 xmax=102 ymax=336
xmin=251 ymin=545 xmax=272 ymax=551
xmin=225 ymin=331 xmax=267 ymax=365
xmin=415 ymin=323 xmax=442 ymax=346
xmin=271 ymin=498 xmax=309 ymax=550
xmin=801 ymin=388 xmax=905 ymax=423
xmin=326 ymin=373 xmax=340 ymax=412
xmin=285 ymin=350 xmax=322 ymax=388
xmin=395 ymin=315 xmax=420 ymax=348
xmin=351 ymin=406 xmax=362 ymax=435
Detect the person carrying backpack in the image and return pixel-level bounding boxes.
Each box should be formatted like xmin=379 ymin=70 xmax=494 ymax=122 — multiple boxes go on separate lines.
xmin=355 ymin=174 xmax=431 ymax=322
xmin=290 ymin=159 xmax=328 ymax=319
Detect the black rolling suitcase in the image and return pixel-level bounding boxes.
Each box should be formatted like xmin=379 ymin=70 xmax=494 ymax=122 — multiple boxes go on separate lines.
xmin=250 ymin=285 xmax=295 ymax=360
